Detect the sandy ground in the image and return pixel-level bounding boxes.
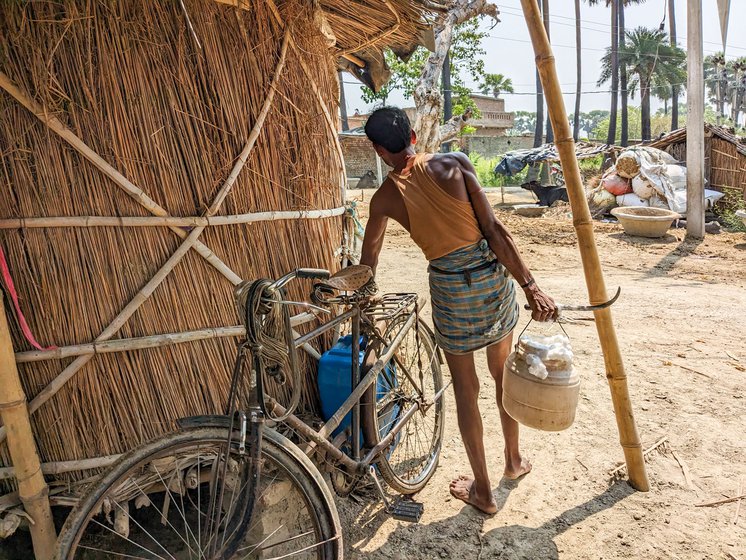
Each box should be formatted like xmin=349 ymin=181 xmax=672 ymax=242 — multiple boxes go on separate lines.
xmin=1 ymin=189 xmax=743 ymax=559
xmin=339 ymin=189 xmax=746 ymax=560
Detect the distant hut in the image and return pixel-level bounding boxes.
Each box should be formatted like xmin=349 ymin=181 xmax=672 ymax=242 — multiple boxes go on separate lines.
xmin=0 ymin=0 xmax=432 ymax=507
xmin=650 ymin=124 xmax=746 ymax=203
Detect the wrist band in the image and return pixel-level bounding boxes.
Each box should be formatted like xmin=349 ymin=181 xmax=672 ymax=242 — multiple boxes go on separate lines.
xmin=520 ymin=278 xmax=535 ymax=289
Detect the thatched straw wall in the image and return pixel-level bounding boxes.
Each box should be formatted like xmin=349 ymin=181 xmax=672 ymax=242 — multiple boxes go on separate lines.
xmin=0 ymin=0 xmax=347 ymax=487
xmin=651 ymin=124 xmax=746 ymax=203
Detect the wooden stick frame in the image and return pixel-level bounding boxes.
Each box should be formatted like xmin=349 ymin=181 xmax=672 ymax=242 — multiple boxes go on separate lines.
xmin=520 ymin=0 xmax=649 ymax=491
xmin=0 ymin=23 xmax=334 ymax=451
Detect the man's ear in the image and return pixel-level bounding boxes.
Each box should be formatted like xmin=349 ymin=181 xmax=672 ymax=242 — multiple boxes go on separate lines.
xmin=371 ymin=143 xmax=386 ymax=158
xmin=410 ymin=130 xmax=417 ymax=146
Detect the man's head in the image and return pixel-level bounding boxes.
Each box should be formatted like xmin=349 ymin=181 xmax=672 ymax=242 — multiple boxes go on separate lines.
xmin=364 ymin=107 xmax=416 ymax=166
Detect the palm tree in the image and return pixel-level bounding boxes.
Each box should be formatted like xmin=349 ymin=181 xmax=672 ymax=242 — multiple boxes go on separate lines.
xmin=729 ymin=58 xmax=746 ymax=127
xmin=588 ymin=0 xmax=647 ymax=145
xmin=587 ymin=0 xmax=619 ymax=144
xmin=479 ymin=73 xmax=514 ymax=98
xmin=542 ymin=0 xmax=554 ymax=144
xmin=667 ymin=0 xmax=679 ymax=129
xmin=573 ymin=0 xmax=582 ymax=141
xmin=704 ymin=53 xmax=728 ymax=122
xmin=599 ymin=27 xmax=686 ymax=141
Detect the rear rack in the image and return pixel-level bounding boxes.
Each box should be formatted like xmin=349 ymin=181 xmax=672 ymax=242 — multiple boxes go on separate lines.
xmin=364 ymin=293 xmax=418 ymax=322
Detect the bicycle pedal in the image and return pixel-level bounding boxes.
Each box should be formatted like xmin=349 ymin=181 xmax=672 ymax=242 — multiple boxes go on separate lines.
xmin=389 ymin=498 xmax=424 ymax=523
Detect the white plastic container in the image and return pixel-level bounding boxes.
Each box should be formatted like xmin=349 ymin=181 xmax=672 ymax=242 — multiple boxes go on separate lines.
xmin=502 ymin=335 xmax=580 ymax=432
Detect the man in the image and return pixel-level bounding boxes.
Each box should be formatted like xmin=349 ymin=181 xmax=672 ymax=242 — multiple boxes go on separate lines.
xmin=360 ymin=107 xmax=557 ymax=515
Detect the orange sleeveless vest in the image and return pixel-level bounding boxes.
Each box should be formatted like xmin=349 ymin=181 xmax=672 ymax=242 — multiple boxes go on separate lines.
xmin=388 ymin=153 xmax=483 ymax=261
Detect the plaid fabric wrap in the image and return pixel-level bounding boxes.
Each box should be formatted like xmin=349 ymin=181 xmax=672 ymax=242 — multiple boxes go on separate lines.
xmin=429 ymin=240 xmax=519 ymax=355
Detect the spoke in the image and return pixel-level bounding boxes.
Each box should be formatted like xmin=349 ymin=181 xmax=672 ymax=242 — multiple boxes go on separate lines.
xmin=78 ymin=544 xmax=155 ymax=559
xmin=89 ymin=517 xmax=172 ymax=560
xmin=262 ymin=535 xmax=341 ymax=560
xmin=237 ymin=523 xmax=286 ymax=558
xmin=132 ymin=464 xmax=198 ymax=556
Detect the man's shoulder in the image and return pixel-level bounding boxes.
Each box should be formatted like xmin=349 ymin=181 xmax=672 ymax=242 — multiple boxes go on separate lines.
xmin=423 ymin=152 xmax=470 ymax=181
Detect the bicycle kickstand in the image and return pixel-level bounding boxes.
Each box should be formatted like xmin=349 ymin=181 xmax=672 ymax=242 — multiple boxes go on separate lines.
xmin=367 ymin=466 xmax=424 ymax=523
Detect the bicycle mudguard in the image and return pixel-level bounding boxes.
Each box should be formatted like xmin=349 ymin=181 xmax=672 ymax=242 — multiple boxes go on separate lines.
xmin=176 ymin=414 xmax=232 ymax=430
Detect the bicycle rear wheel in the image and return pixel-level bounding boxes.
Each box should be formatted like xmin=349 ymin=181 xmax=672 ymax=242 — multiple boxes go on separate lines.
xmin=362 ymin=316 xmax=444 ymax=494
xmin=57 ymin=427 xmax=342 ymax=560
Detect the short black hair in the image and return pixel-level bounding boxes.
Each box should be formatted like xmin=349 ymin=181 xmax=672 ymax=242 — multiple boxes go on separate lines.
xmin=364 ymin=107 xmax=411 ymax=153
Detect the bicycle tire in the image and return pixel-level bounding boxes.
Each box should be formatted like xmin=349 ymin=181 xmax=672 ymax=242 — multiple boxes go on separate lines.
xmin=361 ymin=316 xmax=444 ymax=495
xmin=57 ymin=426 xmax=342 ymax=560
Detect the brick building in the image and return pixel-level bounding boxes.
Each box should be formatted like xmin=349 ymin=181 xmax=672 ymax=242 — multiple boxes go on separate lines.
xmin=339 ymin=94 xmax=518 ymax=183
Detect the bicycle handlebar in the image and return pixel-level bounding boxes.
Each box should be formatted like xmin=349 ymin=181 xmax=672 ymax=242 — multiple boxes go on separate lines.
xmin=270 ymin=268 xmax=331 ymax=291
xmin=296 ymin=268 xmax=331 ymax=280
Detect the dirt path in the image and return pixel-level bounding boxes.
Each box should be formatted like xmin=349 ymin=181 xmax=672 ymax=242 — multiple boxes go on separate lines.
xmin=340 ymin=190 xmax=746 ymax=560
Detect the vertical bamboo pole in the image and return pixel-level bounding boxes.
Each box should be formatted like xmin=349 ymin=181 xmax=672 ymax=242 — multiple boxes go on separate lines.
xmin=686 ymin=0 xmax=706 ymax=240
xmin=0 ymin=293 xmax=57 ymax=559
xmin=519 ymin=0 xmax=650 ymax=491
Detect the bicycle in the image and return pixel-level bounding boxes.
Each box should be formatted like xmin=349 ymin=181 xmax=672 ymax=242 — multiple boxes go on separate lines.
xmin=57 ymin=265 xmax=446 ymax=559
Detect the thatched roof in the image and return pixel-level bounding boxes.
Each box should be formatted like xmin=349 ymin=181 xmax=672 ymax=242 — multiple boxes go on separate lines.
xmin=650 ymin=123 xmax=746 ymax=157
xmin=216 ymin=0 xmax=438 ymax=91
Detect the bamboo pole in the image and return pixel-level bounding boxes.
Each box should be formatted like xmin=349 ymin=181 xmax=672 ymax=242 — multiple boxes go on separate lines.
xmin=0 ymin=293 xmax=57 ymax=559
xmin=0 ymin=454 xmax=122 ymax=481
xmin=519 ymin=0 xmax=649 ymax=491
xmin=0 ymin=206 xmax=346 ymax=230
xmin=686 ymin=0 xmax=706 ymax=239
xmin=14 ymin=313 xmax=317 ymax=364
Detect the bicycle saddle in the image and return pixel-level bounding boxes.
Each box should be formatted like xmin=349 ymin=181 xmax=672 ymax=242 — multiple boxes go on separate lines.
xmin=315 ymin=265 xmax=373 ymax=292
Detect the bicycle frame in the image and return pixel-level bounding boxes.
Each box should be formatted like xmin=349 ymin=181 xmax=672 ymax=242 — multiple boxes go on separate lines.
xmin=238 ymin=281 xmax=446 ymax=478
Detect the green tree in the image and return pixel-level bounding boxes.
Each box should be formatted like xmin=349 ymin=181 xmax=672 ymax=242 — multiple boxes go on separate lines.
xmin=598 ymin=27 xmax=686 ymax=141
xmin=479 ymin=73 xmax=514 ymax=98
xmin=577 ymin=110 xmax=610 ymax=139
xmin=361 ymin=17 xmax=488 ymax=126
xmin=704 ymin=52 xmax=728 ymax=121
xmin=510 ymin=111 xmax=537 ymax=135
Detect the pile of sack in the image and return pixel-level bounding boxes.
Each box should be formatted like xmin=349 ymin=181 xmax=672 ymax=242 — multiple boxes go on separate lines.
xmin=587 ymin=146 xmax=724 ymax=217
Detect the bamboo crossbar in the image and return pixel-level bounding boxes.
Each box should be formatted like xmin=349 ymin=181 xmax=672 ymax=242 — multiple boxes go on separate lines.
xmin=14 ymin=313 xmax=316 ymax=364
xmin=0 ymin=455 xmax=122 ymax=481
xmin=0 ymin=207 xmax=346 ymax=230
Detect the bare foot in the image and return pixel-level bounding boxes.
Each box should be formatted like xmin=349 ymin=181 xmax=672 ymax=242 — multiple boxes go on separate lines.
xmin=449 ymin=476 xmax=497 ymax=514
xmin=504 ymin=457 xmax=532 ymax=480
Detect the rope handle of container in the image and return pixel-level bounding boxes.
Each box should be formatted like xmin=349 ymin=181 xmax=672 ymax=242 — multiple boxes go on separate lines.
xmin=0 ymin=246 xmax=57 ymax=351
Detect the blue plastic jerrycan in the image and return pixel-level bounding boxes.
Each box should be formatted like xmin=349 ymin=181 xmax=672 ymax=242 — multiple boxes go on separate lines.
xmin=318 ymin=335 xmax=400 ymax=442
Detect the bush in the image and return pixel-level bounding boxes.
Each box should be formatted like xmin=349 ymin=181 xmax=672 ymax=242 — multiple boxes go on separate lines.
xmin=467 ymin=153 xmax=529 ymax=187
xmin=716 ymin=188 xmax=746 ymax=232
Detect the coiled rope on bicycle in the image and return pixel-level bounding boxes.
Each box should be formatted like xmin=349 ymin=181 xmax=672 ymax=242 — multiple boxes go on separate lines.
xmin=234 ymin=278 xmax=300 ymax=422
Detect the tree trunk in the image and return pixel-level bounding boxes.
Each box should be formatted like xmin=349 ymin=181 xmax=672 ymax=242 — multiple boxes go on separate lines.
xmin=413 ymin=0 xmax=499 ymax=153
xmin=668 ymin=0 xmax=679 ymax=130
xmin=573 ymin=0 xmax=582 ymax=141
xmin=641 ymin=81 xmax=652 ymax=141
xmin=534 ymin=67 xmax=544 ymax=147
xmin=441 ymin=51 xmax=453 ymax=152
xmin=607 ymin=0 xmax=619 ymax=145
xmin=338 ymin=71 xmax=349 ymax=132
xmin=619 ymin=1 xmax=628 ymax=147
xmin=542 ymin=0 xmax=553 ymax=144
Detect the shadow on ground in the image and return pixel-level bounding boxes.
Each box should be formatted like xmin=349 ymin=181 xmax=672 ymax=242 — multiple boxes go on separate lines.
xmin=351 ymin=479 xmax=636 ymax=559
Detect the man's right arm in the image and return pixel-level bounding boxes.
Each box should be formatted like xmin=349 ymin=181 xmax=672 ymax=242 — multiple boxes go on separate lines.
xmin=360 ymin=192 xmax=389 ymax=274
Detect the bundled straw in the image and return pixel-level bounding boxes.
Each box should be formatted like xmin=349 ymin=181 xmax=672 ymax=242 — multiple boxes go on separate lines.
xmin=0 ymin=0 xmax=346 ymax=489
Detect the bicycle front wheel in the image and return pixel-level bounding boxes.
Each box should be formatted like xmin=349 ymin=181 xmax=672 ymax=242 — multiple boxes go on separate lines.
xmin=57 ymin=427 xmax=342 ymax=560
xmin=362 ymin=316 xmax=445 ymax=494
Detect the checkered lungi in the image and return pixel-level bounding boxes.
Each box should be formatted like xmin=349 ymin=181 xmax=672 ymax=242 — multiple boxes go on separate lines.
xmin=428 ymin=239 xmax=519 ymax=355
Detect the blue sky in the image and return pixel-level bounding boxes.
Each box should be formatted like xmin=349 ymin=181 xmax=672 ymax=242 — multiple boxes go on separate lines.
xmin=341 ymin=0 xmax=746 ymax=116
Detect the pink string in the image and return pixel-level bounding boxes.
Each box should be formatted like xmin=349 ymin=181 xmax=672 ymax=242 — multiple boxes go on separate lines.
xmin=0 ymin=246 xmax=56 ymax=351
